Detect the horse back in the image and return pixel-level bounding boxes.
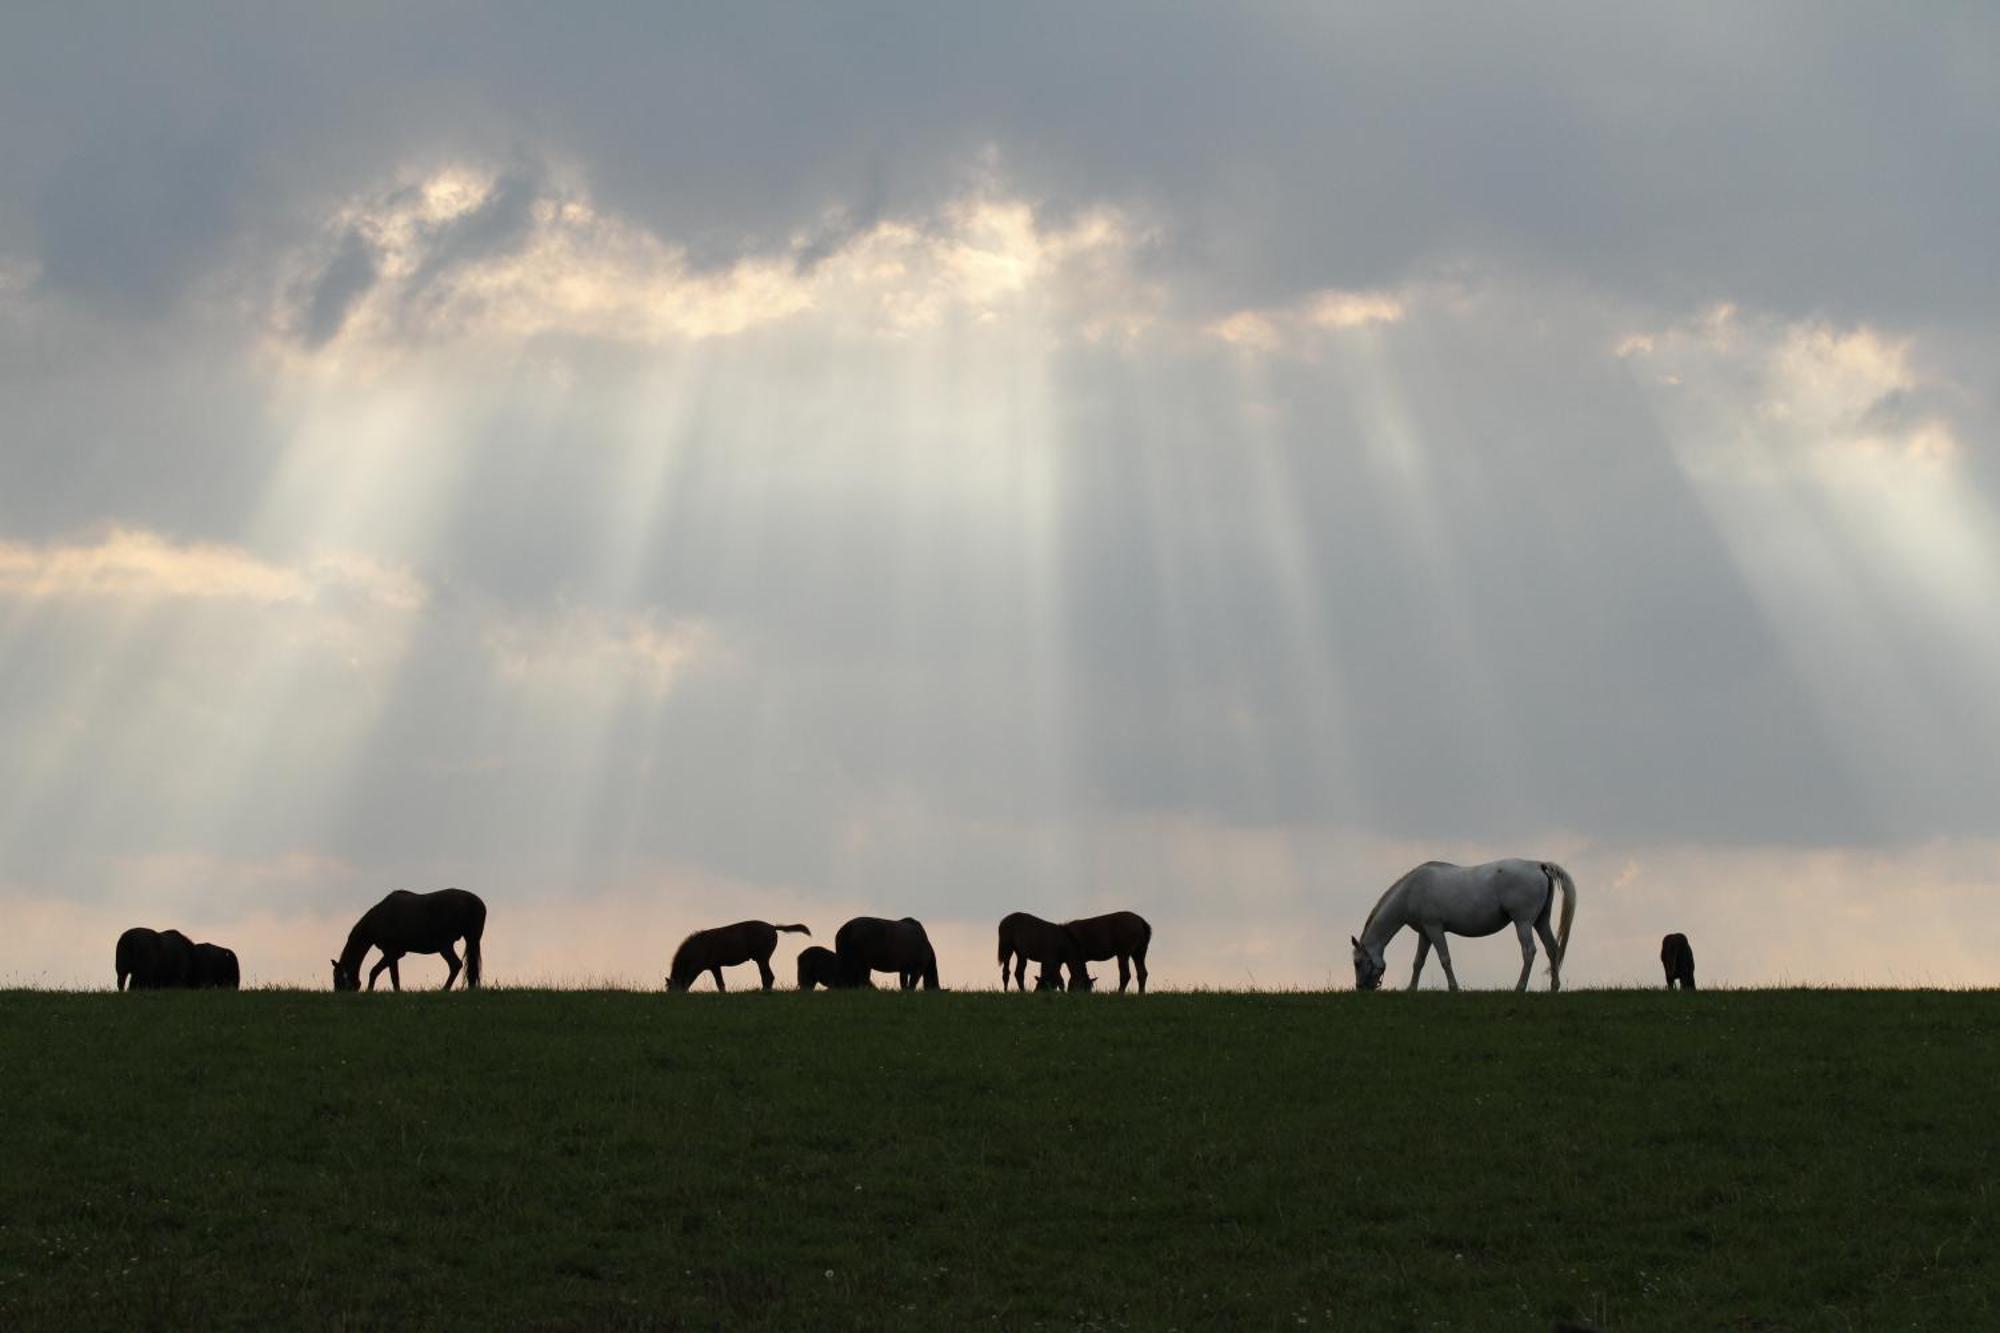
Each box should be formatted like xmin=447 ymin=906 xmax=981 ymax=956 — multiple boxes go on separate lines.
xmin=1063 ymin=910 xmax=1150 ymax=957
xmin=192 ymin=942 xmax=241 ymax=989
xmin=364 ymin=888 xmax=485 ymax=951
xmin=835 ymin=915 xmax=932 ymax=977
xmin=676 ymin=920 xmax=777 ymax=977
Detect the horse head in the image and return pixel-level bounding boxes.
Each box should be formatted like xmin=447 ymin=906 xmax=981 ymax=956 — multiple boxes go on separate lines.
xmin=1351 ymin=936 xmax=1385 ymax=991
xmin=331 ymin=958 xmax=361 ymax=992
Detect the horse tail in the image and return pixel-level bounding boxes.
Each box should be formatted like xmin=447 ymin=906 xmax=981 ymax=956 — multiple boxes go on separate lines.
xmin=464 ymin=932 xmax=483 ymax=989
xmin=923 ymin=943 xmax=940 ymax=992
xmin=1544 ymin=862 xmax=1577 ymax=968
xmin=772 ymin=923 xmax=811 ymax=936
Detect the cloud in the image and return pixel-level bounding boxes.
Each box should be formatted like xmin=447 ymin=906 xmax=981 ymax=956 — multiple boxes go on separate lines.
xmin=0 ymin=6 xmax=1996 ymax=990
xmin=1625 ymin=306 xmax=1963 ymax=477
xmin=483 ymin=607 xmax=717 ymax=700
xmin=272 ymin=167 xmax=1160 ymax=353
xmin=294 ymin=228 xmax=379 ymax=348
xmin=0 ymin=527 xmax=425 ymax=609
xmin=1208 ymin=286 xmax=1407 ymax=352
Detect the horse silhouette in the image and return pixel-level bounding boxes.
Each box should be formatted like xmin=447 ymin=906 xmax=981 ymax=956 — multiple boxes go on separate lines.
xmin=666 ymin=920 xmax=810 ymax=991
xmin=190 ymin=942 xmax=241 ymax=989
xmin=332 ymin=888 xmax=486 ymax=991
xmin=834 ymin=916 xmax=940 ymax=990
xmin=1033 ymin=959 xmax=1080 ymax=991
xmin=1063 ymin=911 xmax=1152 ymax=992
xmin=116 ymin=927 xmax=195 ymax=990
xmin=1660 ymin=933 xmax=1696 ymax=990
xmin=796 ymin=945 xmax=860 ymax=990
xmin=997 ymin=911 xmax=1085 ymax=991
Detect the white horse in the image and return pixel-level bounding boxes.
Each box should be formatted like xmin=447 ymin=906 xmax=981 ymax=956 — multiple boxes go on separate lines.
xmin=1350 ymin=859 xmax=1577 ymax=992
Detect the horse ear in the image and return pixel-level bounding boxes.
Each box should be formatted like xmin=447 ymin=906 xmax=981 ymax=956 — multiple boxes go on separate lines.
xmin=1349 ymin=936 xmax=1359 ymax=948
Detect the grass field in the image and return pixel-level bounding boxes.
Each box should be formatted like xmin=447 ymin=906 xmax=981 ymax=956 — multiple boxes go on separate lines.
xmin=0 ymin=989 xmax=1992 ymax=1331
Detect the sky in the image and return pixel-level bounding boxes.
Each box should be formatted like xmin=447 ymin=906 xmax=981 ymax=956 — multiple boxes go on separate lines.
xmin=4 ymin=4 xmax=1999 ymax=989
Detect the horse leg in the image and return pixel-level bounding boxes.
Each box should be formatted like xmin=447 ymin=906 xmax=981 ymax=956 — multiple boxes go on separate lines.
xmin=1116 ymin=955 xmax=1132 ymax=993
xmin=1134 ymin=944 xmax=1148 ymax=994
xmin=1534 ymin=917 xmax=1562 ymax=992
xmin=1513 ymin=920 xmax=1537 ymax=993
xmin=367 ymin=955 xmax=393 ymax=991
xmin=1422 ymin=926 xmax=1459 ymax=992
xmin=1012 ymin=957 xmax=1026 ymax=992
xmin=1407 ymin=934 xmax=1432 ymax=990
xmin=711 ymin=966 xmax=727 ymax=993
xmin=389 ymin=957 xmax=403 ymax=991
xmin=439 ymin=943 xmax=462 ymax=992
xmin=757 ymin=957 xmax=775 ymax=990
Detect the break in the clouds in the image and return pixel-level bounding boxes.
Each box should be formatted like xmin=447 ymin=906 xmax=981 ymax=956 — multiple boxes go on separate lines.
xmin=2 ymin=5 xmax=1998 ymax=988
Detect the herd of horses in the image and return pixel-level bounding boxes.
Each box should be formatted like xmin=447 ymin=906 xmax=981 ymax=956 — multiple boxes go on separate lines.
xmin=114 ymin=927 xmax=240 ymax=990
xmin=111 ymin=856 xmax=1703 ymax=993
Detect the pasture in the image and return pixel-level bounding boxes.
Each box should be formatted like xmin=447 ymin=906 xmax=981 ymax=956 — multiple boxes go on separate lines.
xmin=0 ymin=989 xmax=1991 ymax=1331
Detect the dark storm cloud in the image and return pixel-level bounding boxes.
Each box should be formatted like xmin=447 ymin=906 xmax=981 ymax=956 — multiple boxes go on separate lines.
xmin=295 ymin=228 xmax=379 ymax=347
xmin=30 ymin=123 xmax=247 ymax=314
xmin=3 ymin=5 xmax=1996 ymax=327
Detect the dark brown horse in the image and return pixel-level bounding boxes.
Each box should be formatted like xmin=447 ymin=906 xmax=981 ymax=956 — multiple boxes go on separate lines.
xmin=116 ymin=927 xmax=195 ymax=990
xmin=667 ymin=921 xmax=810 ymax=991
xmin=796 ymin=945 xmax=861 ymax=990
xmin=834 ymin=916 xmax=940 ymax=990
xmin=1064 ymin=910 xmax=1151 ymax=992
xmin=997 ymin=911 xmax=1085 ymax=992
xmin=332 ymin=888 xmax=486 ymax=991
xmin=190 ymin=942 xmax=241 ymax=989
xmin=1660 ymin=933 xmax=1696 ymax=990
xmin=1033 ymin=959 xmax=1079 ymax=991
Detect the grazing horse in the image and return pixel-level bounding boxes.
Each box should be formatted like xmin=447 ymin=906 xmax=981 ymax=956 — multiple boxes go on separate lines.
xmin=1660 ymin=933 xmax=1696 ymax=990
xmin=1352 ymin=859 xmax=1577 ymax=992
xmin=1063 ymin=911 xmax=1151 ymax=993
xmin=666 ymin=921 xmax=810 ymax=992
xmin=190 ymin=942 xmax=241 ymax=989
xmin=834 ymin=916 xmax=940 ymax=990
xmin=115 ymin=927 xmax=195 ymax=990
xmin=1033 ymin=960 xmax=1077 ymax=991
xmin=796 ymin=945 xmax=862 ymax=990
xmin=332 ymin=888 xmax=486 ymax=992
xmin=997 ymin=911 xmax=1085 ymax=992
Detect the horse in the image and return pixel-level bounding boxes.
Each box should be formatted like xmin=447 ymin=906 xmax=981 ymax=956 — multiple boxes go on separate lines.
xmin=834 ymin=916 xmax=940 ymax=990
xmin=1351 ymin=859 xmax=1577 ymax=992
xmin=1660 ymin=933 xmax=1696 ymax=990
xmin=332 ymin=888 xmax=486 ymax=992
xmin=1033 ymin=959 xmax=1079 ymax=991
xmin=190 ymin=942 xmax=241 ymax=989
xmin=666 ymin=920 xmax=810 ymax=992
xmin=1063 ymin=911 xmax=1151 ymax=992
xmin=796 ymin=945 xmax=862 ymax=990
xmin=997 ymin=911 xmax=1085 ymax=992
xmin=115 ymin=927 xmax=194 ymax=990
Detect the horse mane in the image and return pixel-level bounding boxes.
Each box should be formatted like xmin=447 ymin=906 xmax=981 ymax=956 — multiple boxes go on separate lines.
xmin=1358 ymin=880 xmax=1397 ymax=940
xmin=667 ymin=932 xmax=703 ymax=980
xmin=1361 ymin=862 xmax=1445 ymax=941
xmin=336 ymin=920 xmax=373 ymax=973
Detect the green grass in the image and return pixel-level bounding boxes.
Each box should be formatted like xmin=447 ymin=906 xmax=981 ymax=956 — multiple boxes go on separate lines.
xmin=0 ymin=990 xmax=1992 ymax=1331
